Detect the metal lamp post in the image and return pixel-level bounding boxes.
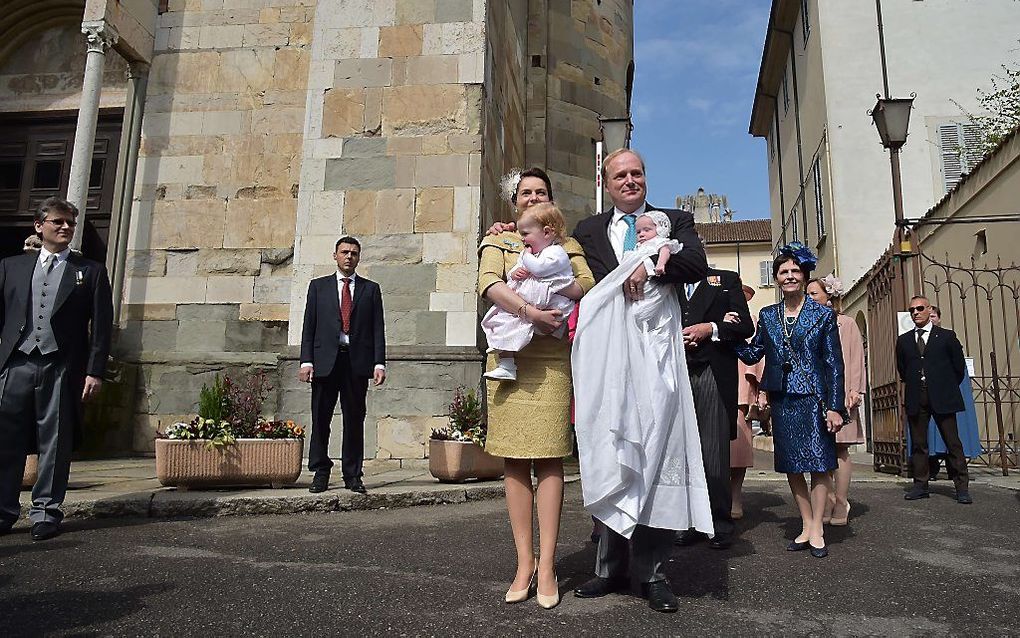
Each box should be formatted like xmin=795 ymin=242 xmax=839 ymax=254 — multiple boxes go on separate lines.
xmin=870 ymin=95 xmax=915 ymax=253
xmin=596 ymin=116 xmax=632 ymax=213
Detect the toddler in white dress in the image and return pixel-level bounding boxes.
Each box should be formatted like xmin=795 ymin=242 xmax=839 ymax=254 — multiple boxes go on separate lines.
xmin=482 ymin=203 xmax=575 ymax=381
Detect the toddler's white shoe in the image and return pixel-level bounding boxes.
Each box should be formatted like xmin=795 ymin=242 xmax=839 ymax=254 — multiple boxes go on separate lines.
xmin=483 ymin=359 xmax=517 ymax=381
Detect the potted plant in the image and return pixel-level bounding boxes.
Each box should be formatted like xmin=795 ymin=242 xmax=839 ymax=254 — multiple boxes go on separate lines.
xmin=428 ymin=387 xmax=503 ymax=482
xmin=155 ymin=371 xmax=306 ymax=488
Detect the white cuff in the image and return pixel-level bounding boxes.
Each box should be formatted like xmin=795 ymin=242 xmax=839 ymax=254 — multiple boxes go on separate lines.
xmin=300 ymin=363 xmax=313 ymax=368
xmin=710 ymin=322 xmax=720 ymax=342
xmin=643 ymin=257 xmax=656 ymax=276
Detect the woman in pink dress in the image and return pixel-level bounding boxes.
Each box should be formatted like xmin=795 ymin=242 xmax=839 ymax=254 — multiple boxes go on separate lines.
xmin=806 ymin=275 xmax=866 ymax=526
xmin=729 ymin=285 xmax=764 ymax=519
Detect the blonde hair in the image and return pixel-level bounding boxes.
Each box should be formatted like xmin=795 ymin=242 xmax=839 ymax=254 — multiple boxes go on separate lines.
xmin=601 ymin=148 xmax=645 ymax=180
xmin=519 ymin=202 xmax=567 ymax=242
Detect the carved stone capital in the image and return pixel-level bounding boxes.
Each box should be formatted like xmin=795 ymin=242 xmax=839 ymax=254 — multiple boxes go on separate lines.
xmin=81 ymin=20 xmax=119 ymax=55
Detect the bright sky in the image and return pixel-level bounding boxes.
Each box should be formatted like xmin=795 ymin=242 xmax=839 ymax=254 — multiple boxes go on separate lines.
xmin=631 ymin=0 xmax=772 ymax=220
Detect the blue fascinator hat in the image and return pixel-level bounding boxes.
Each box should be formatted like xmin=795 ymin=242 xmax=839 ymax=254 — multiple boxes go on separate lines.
xmin=776 ymin=241 xmax=818 ymax=273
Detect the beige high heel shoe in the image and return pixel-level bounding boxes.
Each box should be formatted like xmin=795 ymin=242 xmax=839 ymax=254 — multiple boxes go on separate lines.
xmin=505 ymin=563 xmax=537 ymax=604
xmin=536 ymin=573 xmax=560 ymax=609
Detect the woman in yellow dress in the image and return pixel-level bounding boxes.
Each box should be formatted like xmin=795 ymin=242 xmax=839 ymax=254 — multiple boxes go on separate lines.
xmin=478 ymin=168 xmax=594 ymax=609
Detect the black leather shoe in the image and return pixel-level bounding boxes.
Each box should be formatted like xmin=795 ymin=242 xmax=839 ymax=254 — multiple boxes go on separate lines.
xmin=904 ymin=485 xmax=930 ymax=500
xmin=642 ymin=581 xmax=678 ymax=613
xmin=573 ymin=576 xmax=627 ymax=598
xmin=787 ymin=540 xmax=810 ymax=551
xmin=308 ymin=475 xmax=330 ymax=493
xmin=709 ymin=533 xmax=733 ymax=550
xmin=344 ymin=479 xmax=367 ymax=494
xmin=675 ymin=529 xmax=706 ymax=547
xmin=810 ymin=544 xmax=829 ymax=558
xmin=31 ymin=522 xmax=59 ymax=542
xmin=956 ymin=490 xmax=973 ymax=504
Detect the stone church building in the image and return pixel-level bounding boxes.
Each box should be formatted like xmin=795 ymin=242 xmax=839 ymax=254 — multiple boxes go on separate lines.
xmin=0 ymin=0 xmax=635 ymax=463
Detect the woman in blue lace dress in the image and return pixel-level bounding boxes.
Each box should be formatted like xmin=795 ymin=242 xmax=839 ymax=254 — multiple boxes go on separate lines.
xmin=736 ymin=243 xmax=848 ymax=558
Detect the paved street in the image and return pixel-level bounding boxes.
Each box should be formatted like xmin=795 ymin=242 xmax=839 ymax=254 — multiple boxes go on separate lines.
xmin=2 ymin=480 xmax=1018 ymax=637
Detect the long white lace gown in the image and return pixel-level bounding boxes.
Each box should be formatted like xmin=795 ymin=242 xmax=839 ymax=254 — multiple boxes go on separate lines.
xmin=481 ymin=243 xmax=575 ymax=351
xmin=572 ymin=238 xmax=714 ymax=539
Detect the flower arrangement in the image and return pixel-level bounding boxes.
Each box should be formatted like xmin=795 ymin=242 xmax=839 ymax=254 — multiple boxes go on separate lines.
xmin=431 ymin=387 xmax=486 ymax=446
xmin=819 ymin=273 xmax=845 ymax=298
xmin=160 ymin=371 xmax=303 ymax=447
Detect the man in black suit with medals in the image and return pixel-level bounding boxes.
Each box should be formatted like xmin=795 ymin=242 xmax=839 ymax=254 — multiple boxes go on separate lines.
xmin=675 ymin=267 xmax=753 ymax=550
xmin=571 ymin=148 xmax=708 ymax=613
xmin=896 ymin=295 xmax=971 ymax=503
xmin=299 ymin=236 xmax=386 ymax=494
xmin=0 ymin=197 xmax=113 ymax=541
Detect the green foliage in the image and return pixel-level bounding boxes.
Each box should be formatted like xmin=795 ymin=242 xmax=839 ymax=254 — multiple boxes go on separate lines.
xmin=197 ymin=374 xmax=229 ymax=423
xmin=430 ymin=386 xmax=487 ymax=446
xmin=161 ymin=370 xmax=303 ymax=445
xmin=956 ymin=51 xmax=1020 ymax=157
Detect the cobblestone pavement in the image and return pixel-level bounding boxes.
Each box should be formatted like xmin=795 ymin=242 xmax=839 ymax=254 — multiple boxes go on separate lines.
xmin=2 ymin=478 xmax=1018 ymax=637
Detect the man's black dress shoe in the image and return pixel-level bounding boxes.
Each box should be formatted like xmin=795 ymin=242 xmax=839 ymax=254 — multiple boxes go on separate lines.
xmin=573 ymin=576 xmax=627 ymax=598
xmin=344 ymin=480 xmax=367 ymax=494
xmin=31 ymin=522 xmax=59 ymax=542
xmin=787 ymin=540 xmax=810 ymax=551
xmin=904 ymin=485 xmax=930 ymax=500
xmin=675 ymin=529 xmax=706 ymax=547
xmin=809 ymin=544 xmax=828 ymax=558
xmin=308 ymin=475 xmax=330 ymax=493
xmin=956 ymin=490 xmax=973 ymax=504
xmin=642 ymin=581 xmax=678 ymax=613
xmin=709 ymin=533 xmax=733 ymax=550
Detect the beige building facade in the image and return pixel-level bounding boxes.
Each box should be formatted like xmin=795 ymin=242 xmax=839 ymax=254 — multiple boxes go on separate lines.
xmin=0 ymin=0 xmax=635 ymax=462
xmin=749 ymin=0 xmax=1020 ymax=287
xmin=694 ymin=219 xmax=774 ymax=319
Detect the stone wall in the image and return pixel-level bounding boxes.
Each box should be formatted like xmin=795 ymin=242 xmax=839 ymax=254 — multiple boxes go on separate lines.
xmin=119 ymin=0 xmax=316 ymax=451
xmin=543 ymin=0 xmax=633 ymax=225
xmin=0 ymin=23 xmax=128 ymax=113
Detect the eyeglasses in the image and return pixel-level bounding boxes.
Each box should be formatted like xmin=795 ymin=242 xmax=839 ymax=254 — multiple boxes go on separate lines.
xmin=42 ymin=218 xmax=77 ymax=228
xmin=908 ymin=305 xmax=927 ymax=313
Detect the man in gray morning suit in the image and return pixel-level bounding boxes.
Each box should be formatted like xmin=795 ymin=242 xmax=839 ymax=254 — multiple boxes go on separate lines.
xmin=0 ymin=197 xmax=113 ymax=541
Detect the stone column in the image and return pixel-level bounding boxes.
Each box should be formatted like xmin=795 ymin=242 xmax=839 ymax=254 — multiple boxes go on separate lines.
xmin=69 ymin=19 xmax=119 ymax=251
xmin=108 ymin=61 xmax=149 ymax=322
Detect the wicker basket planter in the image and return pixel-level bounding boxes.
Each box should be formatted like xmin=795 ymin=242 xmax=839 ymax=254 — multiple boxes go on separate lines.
xmin=428 ymin=439 xmax=504 ymax=483
xmin=22 ymin=454 xmax=38 ymax=489
xmin=155 ymin=438 xmax=303 ymax=488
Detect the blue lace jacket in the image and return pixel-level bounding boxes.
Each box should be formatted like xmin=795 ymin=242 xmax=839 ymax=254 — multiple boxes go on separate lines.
xmin=735 ymin=298 xmax=848 ymax=418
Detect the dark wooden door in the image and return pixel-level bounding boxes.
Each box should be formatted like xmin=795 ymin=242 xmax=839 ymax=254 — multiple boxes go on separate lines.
xmin=0 ymin=112 xmax=122 ymax=261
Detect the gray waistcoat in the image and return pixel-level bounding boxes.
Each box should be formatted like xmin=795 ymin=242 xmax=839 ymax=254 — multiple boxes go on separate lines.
xmin=17 ymin=256 xmax=66 ymax=355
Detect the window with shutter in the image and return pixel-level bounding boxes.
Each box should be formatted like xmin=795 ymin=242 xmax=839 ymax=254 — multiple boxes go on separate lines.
xmin=760 ymin=260 xmax=772 ymax=287
xmin=812 ymin=159 xmax=825 ymax=237
xmin=939 ymin=122 xmax=987 ymax=193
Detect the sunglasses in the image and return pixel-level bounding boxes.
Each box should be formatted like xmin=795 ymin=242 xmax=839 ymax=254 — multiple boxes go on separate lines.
xmin=908 ymin=305 xmax=928 ymax=313
xmin=42 ymin=218 xmax=77 ymax=228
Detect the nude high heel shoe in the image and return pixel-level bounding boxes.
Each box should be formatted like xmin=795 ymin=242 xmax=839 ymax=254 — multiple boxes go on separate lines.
xmin=505 ymin=563 xmax=537 ymax=604
xmin=829 ymin=501 xmax=851 ymax=526
xmin=536 ymin=574 xmax=560 ymax=609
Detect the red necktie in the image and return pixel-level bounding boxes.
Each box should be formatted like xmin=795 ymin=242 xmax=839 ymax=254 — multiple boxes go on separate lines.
xmin=340 ymin=278 xmax=353 ymax=334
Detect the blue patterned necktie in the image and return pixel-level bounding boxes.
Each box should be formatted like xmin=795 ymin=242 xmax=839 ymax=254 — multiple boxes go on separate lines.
xmin=622 ymin=214 xmax=637 ymax=253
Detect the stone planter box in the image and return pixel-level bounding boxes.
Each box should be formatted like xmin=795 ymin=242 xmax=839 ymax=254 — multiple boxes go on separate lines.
xmin=155 ymin=438 xmax=303 ymax=489
xmin=428 ymin=439 xmax=504 ymax=483
xmin=22 ymin=454 xmax=38 ymax=489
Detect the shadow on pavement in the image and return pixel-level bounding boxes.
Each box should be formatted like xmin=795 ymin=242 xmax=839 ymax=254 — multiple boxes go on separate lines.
xmin=0 ymin=583 xmax=170 ymax=635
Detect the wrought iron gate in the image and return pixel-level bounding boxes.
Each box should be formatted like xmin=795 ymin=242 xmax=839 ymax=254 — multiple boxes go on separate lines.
xmin=866 ymin=249 xmax=907 ymax=473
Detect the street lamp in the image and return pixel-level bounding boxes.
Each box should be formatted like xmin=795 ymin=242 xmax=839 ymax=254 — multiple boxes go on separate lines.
xmin=871 ymin=96 xmax=914 ymax=150
xmin=595 ymin=116 xmax=632 ymax=213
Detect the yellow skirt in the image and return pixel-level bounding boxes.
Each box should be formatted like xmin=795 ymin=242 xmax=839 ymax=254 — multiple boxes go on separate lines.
xmin=484 ymin=335 xmax=573 ymax=459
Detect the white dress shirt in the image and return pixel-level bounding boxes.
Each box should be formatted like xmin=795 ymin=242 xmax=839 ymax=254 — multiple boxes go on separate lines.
xmin=608 ymin=203 xmax=657 ymax=275
xmin=300 ymin=271 xmax=385 ymax=372
xmin=38 ymin=246 xmax=71 ymax=267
